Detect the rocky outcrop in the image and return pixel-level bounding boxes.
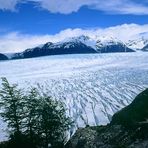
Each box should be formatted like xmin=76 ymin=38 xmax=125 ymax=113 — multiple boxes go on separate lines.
xmin=65 ymin=89 xmax=148 ymax=148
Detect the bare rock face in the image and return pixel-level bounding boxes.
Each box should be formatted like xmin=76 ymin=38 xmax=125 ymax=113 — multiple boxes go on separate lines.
xmin=66 ymin=125 xmax=148 ymax=148
xmin=65 ymin=127 xmax=98 ymax=148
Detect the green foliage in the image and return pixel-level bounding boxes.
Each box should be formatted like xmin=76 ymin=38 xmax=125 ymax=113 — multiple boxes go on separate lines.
xmin=0 ymin=77 xmax=25 ymax=133
xmin=38 ymin=97 xmax=72 ymax=147
xmin=111 ymin=88 xmax=148 ymax=128
xmin=0 ymin=78 xmax=72 ymax=148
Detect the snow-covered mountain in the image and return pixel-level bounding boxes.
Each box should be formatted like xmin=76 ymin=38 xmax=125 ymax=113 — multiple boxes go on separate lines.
xmin=70 ymin=35 xmax=134 ymax=53
xmin=12 ymin=39 xmax=97 ymax=59
xmin=95 ymin=36 xmax=133 ymax=53
xmin=126 ymin=38 xmax=148 ymax=51
xmin=12 ymin=35 xmax=134 ymax=59
xmin=1 ymin=33 xmax=148 ymax=60
xmin=126 ymin=32 xmax=148 ymax=51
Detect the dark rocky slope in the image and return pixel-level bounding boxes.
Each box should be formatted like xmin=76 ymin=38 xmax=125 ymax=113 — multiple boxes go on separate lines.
xmin=0 ymin=53 xmax=8 ymax=61
xmin=111 ymin=89 xmax=148 ymax=127
xmin=65 ymin=89 xmax=148 ymax=148
xmin=12 ymin=41 xmax=97 ymax=59
xmin=142 ymin=44 xmax=148 ymax=51
xmin=96 ymin=43 xmax=134 ymax=53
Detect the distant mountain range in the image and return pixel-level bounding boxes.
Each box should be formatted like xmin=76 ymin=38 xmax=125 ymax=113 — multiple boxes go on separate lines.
xmin=0 ymin=34 xmax=148 ymax=60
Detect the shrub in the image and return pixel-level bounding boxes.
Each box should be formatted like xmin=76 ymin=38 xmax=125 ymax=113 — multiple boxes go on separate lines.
xmin=0 ymin=78 xmax=72 ymax=148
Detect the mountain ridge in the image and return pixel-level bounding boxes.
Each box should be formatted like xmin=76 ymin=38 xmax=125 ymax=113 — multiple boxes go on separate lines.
xmin=11 ymin=35 xmax=135 ymax=59
xmin=1 ymin=34 xmax=148 ymax=60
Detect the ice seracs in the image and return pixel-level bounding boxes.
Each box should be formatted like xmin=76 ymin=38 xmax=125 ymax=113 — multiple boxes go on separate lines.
xmin=0 ymin=52 xmax=148 ymax=141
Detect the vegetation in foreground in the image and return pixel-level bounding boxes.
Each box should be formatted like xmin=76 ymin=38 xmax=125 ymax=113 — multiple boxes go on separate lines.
xmin=0 ymin=78 xmax=72 ymax=148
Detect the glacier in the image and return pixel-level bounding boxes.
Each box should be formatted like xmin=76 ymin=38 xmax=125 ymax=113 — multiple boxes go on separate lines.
xmin=0 ymin=52 xmax=148 ymax=140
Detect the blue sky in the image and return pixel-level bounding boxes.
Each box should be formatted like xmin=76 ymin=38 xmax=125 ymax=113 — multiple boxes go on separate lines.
xmin=0 ymin=0 xmax=148 ymax=35
xmin=0 ymin=0 xmax=147 ymax=53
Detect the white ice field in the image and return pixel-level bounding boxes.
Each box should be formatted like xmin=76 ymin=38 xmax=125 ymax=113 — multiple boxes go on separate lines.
xmin=0 ymin=52 xmax=148 ymax=141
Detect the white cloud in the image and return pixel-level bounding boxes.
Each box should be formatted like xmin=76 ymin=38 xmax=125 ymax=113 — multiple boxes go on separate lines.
xmin=0 ymin=24 xmax=148 ymax=53
xmin=0 ymin=32 xmax=51 ymax=53
xmin=97 ymin=24 xmax=148 ymax=41
xmin=33 ymin=0 xmax=94 ymax=14
xmin=0 ymin=0 xmax=147 ymax=15
xmin=0 ymin=0 xmax=20 ymax=11
xmin=92 ymin=0 xmax=148 ymax=15
xmin=35 ymin=0 xmax=148 ymax=15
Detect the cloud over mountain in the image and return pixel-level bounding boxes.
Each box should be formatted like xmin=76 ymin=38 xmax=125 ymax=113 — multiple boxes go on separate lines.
xmin=0 ymin=24 xmax=148 ymax=53
xmin=0 ymin=0 xmax=148 ymax=15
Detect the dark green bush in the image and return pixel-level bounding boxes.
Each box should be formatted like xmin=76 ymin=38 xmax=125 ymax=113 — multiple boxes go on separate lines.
xmin=0 ymin=77 xmax=72 ymax=148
